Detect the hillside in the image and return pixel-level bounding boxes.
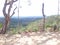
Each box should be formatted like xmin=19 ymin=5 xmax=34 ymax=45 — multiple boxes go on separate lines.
xmin=20 ymin=15 xmax=60 ymax=32
xmin=0 ymin=15 xmax=60 ymax=33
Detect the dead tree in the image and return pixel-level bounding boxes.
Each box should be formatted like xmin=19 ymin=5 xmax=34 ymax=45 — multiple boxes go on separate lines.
xmin=0 ymin=0 xmax=18 ymax=34
xmin=42 ymin=3 xmax=45 ymax=31
xmin=56 ymin=0 xmax=60 ymax=31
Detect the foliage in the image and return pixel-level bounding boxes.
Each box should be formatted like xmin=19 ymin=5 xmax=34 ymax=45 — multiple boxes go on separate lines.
xmin=0 ymin=23 xmax=2 ymax=28
xmin=7 ymin=28 xmax=18 ymax=34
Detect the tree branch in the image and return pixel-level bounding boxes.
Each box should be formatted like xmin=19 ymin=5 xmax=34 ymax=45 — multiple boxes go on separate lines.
xmin=6 ymin=0 xmax=18 ymax=5
xmin=6 ymin=1 xmax=11 ymax=5
xmin=3 ymin=0 xmax=7 ymax=17
xmin=13 ymin=0 xmax=18 ymax=2
xmin=8 ymin=0 xmax=18 ymax=15
xmin=3 ymin=0 xmax=18 ymax=17
xmin=10 ymin=7 xmax=17 ymax=17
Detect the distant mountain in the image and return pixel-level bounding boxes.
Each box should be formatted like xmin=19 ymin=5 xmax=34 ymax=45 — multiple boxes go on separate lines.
xmin=0 ymin=16 xmax=42 ymax=28
xmin=20 ymin=17 xmax=42 ymax=26
xmin=0 ymin=17 xmax=4 ymax=24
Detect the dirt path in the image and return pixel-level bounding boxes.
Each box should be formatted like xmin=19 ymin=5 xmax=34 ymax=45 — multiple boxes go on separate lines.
xmin=0 ymin=32 xmax=60 ymax=45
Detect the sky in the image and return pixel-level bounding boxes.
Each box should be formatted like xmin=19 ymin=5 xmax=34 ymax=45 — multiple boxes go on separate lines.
xmin=0 ymin=0 xmax=59 ymax=17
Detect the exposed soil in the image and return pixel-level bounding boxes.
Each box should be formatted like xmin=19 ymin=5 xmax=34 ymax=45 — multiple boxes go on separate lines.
xmin=0 ymin=31 xmax=60 ymax=45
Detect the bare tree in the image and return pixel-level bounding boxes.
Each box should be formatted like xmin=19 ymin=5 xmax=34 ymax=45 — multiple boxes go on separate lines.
xmin=0 ymin=0 xmax=18 ymax=34
xmin=42 ymin=3 xmax=45 ymax=31
xmin=56 ymin=0 xmax=60 ymax=31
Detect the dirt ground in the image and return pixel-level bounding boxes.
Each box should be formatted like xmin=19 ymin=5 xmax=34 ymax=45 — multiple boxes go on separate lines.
xmin=0 ymin=31 xmax=60 ymax=45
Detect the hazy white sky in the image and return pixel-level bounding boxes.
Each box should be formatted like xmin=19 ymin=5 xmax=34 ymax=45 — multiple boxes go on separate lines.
xmin=0 ymin=0 xmax=59 ymax=17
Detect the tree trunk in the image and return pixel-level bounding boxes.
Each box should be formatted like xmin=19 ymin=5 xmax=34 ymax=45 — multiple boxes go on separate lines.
xmin=42 ymin=3 xmax=45 ymax=31
xmin=0 ymin=16 xmax=10 ymax=34
xmin=0 ymin=0 xmax=17 ymax=34
xmin=43 ymin=15 xmax=45 ymax=31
